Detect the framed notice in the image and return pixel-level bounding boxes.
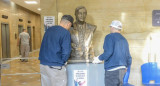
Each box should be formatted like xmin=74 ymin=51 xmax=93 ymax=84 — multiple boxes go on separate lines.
xmin=152 ymin=10 xmax=160 ymax=26
xmin=74 ymin=70 xmax=87 ymax=86
xmin=44 ymin=16 xmax=55 ymax=32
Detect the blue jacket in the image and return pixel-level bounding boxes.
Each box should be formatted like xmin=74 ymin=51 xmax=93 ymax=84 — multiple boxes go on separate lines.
xmin=99 ymin=33 xmax=132 ymax=70
xmin=39 ymin=26 xmax=71 ymax=66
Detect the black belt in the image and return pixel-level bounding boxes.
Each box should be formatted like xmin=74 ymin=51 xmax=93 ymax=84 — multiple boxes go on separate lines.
xmin=49 ymin=66 xmax=62 ymax=70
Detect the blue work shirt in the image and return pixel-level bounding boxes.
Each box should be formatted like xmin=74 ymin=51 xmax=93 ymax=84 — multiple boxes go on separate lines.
xmin=99 ymin=33 xmax=132 ymax=70
xmin=39 ymin=26 xmax=71 ymax=66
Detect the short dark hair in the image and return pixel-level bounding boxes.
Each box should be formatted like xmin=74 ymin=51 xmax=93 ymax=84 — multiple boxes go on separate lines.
xmin=61 ymin=15 xmax=74 ymax=25
xmin=23 ymin=29 xmax=26 ymax=31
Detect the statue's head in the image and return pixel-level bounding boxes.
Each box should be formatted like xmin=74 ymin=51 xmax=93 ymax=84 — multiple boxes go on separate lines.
xmin=75 ymin=6 xmax=87 ymax=23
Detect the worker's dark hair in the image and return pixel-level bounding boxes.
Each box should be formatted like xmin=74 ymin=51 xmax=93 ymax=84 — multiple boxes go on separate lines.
xmin=61 ymin=15 xmax=74 ymax=25
xmin=23 ymin=29 xmax=26 ymax=31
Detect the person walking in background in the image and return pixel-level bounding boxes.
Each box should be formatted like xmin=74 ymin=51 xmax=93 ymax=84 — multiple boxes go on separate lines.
xmin=39 ymin=15 xmax=74 ymax=86
xmin=17 ymin=29 xmax=30 ymax=62
xmin=93 ymin=20 xmax=132 ymax=86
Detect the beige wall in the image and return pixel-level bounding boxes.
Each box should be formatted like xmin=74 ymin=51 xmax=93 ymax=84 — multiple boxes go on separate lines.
xmin=41 ymin=0 xmax=160 ymax=85
xmin=40 ymin=0 xmax=57 ymax=37
xmin=0 ymin=0 xmax=41 ymax=58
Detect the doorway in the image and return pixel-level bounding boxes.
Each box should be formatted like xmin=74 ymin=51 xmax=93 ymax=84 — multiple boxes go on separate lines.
xmin=18 ymin=25 xmax=23 ymax=55
xmin=27 ymin=26 xmax=32 ymax=52
xmin=1 ymin=23 xmax=10 ymax=60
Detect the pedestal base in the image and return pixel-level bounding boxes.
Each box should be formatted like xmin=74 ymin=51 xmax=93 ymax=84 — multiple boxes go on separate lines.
xmin=67 ymin=63 xmax=105 ymax=86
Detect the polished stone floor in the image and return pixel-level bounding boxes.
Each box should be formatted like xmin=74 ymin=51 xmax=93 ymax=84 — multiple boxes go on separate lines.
xmin=1 ymin=50 xmax=41 ymax=86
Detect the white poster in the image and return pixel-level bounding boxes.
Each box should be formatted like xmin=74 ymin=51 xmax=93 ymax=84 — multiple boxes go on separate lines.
xmin=44 ymin=16 xmax=55 ymax=32
xmin=74 ymin=70 xmax=87 ymax=86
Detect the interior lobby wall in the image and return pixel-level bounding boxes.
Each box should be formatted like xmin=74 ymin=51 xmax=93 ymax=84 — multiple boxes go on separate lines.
xmin=41 ymin=0 xmax=160 ymax=85
xmin=0 ymin=0 xmax=41 ymax=58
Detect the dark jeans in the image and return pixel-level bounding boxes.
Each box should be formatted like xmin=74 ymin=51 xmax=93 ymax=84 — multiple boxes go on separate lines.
xmin=105 ymin=69 xmax=126 ymax=86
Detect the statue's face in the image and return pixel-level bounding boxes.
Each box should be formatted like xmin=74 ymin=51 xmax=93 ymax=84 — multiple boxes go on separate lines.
xmin=76 ymin=8 xmax=87 ymax=22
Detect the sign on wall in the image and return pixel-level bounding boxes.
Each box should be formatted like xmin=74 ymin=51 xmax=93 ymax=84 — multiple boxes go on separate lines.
xmin=152 ymin=10 xmax=160 ymax=26
xmin=74 ymin=70 xmax=87 ymax=86
xmin=44 ymin=16 xmax=55 ymax=32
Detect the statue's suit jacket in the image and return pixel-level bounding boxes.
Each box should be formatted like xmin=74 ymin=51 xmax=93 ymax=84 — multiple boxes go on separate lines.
xmin=69 ymin=22 xmax=96 ymax=60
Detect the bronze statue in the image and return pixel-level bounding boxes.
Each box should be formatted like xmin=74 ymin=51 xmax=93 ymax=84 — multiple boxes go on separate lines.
xmin=69 ymin=6 xmax=97 ymax=62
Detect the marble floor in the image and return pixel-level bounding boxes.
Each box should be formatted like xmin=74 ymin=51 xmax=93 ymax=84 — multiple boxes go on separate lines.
xmin=1 ymin=50 xmax=41 ymax=86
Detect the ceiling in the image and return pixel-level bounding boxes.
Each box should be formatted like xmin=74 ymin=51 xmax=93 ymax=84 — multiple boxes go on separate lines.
xmin=11 ymin=0 xmax=40 ymax=14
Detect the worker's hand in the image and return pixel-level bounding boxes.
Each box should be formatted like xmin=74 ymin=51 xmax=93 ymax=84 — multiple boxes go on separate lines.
xmin=65 ymin=62 xmax=68 ymax=65
xmin=92 ymin=56 xmax=102 ymax=64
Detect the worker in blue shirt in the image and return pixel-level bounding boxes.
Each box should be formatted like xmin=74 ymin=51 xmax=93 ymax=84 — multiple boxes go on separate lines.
xmin=39 ymin=15 xmax=74 ymax=86
xmin=93 ymin=20 xmax=132 ymax=86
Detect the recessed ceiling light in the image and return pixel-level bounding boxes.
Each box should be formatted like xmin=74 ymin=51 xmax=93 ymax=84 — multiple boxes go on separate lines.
xmin=37 ymin=8 xmax=41 ymax=11
xmin=24 ymin=1 xmax=38 ymax=4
